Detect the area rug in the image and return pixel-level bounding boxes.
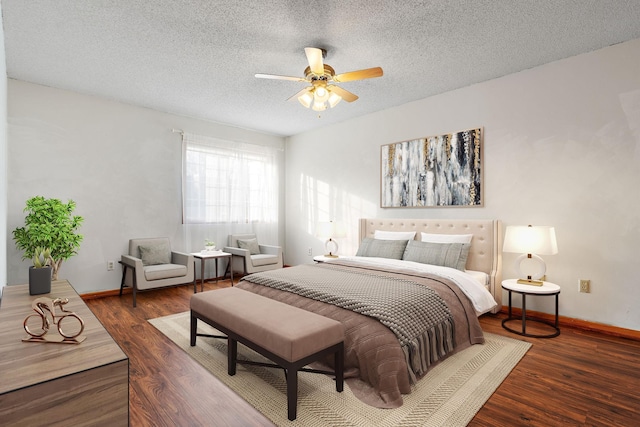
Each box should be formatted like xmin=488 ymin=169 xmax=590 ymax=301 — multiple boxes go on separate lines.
xmin=149 ymin=312 xmax=530 ymax=426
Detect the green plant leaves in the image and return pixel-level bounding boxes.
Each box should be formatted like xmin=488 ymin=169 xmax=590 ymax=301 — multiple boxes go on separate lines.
xmin=13 ymin=196 xmax=84 ymax=276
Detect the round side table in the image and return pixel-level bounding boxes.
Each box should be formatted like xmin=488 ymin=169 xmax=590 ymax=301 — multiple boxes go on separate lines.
xmin=313 ymin=255 xmax=341 ymax=263
xmin=501 ymin=279 xmax=561 ymax=338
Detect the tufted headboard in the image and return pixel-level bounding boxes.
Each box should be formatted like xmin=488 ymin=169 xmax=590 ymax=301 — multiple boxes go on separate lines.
xmin=359 ymin=218 xmax=503 ymax=313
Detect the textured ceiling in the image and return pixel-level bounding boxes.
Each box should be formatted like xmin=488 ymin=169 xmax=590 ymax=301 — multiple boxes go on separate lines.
xmin=3 ymin=1 xmax=640 ymax=137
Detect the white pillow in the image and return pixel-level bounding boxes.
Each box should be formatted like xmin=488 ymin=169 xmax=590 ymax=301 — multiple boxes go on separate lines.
xmin=374 ymin=230 xmax=416 ymax=241
xmin=420 ymin=232 xmax=473 ymax=244
xmin=465 ymin=270 xmax=489 ymax=287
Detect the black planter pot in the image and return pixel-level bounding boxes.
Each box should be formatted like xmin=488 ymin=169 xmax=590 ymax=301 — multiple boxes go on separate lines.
xmin=29 ymin=266 xmax=52 ymax=295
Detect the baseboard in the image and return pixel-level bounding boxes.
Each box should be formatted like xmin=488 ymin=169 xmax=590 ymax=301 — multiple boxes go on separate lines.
xmin=499 ymin=306 xmax=640 ymax=341
xmin=81 ymin=288 xmax=130 ymax=300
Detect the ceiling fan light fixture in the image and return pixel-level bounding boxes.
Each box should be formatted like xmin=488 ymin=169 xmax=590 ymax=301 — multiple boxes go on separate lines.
xmin=312 ymin=101 xmax=327 ymax=112
xmin=314 ymin=85 xmax=329 ymax=103
xmin=298 ymin=91 xmax=313 ymax=108
xmin=328 ymin=92 xmax=342 ymax=108
xmin=257 ymin=47 xmax=382 ymax=113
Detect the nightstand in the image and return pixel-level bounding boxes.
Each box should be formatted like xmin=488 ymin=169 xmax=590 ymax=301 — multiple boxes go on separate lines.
xmin=501 ymin=279 xmax=561 ymax=338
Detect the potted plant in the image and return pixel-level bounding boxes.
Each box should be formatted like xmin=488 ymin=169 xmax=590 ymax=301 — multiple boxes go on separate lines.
xmin=29 ymin=246 xmax=53 ymax=295
xmin=13 ymin=196 xmax=84 ymax=282
xmin=204 ymin=239 xmax=216 ymax=251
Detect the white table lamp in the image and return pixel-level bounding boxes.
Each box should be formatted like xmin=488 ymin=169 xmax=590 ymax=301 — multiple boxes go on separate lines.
xmin=316 ymin=221 xmax=346 ymax=257
xmin=503 ymin=225 xmax=558 ymax=286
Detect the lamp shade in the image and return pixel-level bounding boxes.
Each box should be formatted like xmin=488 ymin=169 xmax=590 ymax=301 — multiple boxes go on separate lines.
xmin=312 ymin=101 xmax=327 ymax=111
xmin=298 ymin=91 xmax=313 ymax=108
xmin=316 ymin=221 xmax=334 ymax=238
xmin=328 ymin=92 xmax=342 ymax=108
xmin=503 ymin=225 xmax=558 ymax=255
xmin=315 ymin=221 xmax=347 ymax=239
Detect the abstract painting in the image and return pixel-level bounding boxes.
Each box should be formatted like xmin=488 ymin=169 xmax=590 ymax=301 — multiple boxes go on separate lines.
xmin=381 ymin=128 xmax=482 ymax=207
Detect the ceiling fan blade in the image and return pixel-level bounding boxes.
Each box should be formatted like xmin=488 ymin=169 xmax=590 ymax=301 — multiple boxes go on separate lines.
xmin=333 ymin=67 xmax=383 ymax=83
xmin=255 ymin=73 xmax=306 ymax=82
xmin=328 ymin=85 xmax=358 ymax=102
xmin=304 ymin=47 xmax=324 ymax=75
xmin=286 ymin=87 xmax=312 ymax=102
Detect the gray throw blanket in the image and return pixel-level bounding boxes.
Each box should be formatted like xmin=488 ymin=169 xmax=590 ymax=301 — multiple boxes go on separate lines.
xmin=245 ymin=264 xmax=455 ymax=381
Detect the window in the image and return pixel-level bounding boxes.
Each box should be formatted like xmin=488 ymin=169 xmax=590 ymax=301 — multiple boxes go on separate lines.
xmin=182 ymin=132 xmax=279 ymax=225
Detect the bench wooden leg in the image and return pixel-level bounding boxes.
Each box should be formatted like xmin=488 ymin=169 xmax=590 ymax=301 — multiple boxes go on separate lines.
xmin=287 ymin=368 xmax=298 ymax=421
xmin=228 ymin=338 xmax=238 ymax=376
xmin=190 ymin=313 xmax=197 ymax=346
xmin=335 ymin=342 xmax=344 ymax=392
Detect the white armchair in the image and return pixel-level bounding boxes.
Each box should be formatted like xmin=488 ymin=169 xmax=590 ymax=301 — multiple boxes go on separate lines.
xmin=223 ymin=234 xmax=283 ymax=276
xmin=120 ymin=237 xmax=195 ymax=307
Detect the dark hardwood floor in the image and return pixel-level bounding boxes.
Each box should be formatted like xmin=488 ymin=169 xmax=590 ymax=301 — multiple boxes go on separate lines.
xmin=86 ymin=280 xmax=640 ymax=427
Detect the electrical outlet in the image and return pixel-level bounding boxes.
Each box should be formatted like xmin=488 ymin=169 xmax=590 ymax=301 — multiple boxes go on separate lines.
xmin=307 ymin=247 xmax=313 ymax=256
xmin=579 ymin=279 xmax=590 ymax=293
xmin=107 ymin=261 xmax=115 ymax=271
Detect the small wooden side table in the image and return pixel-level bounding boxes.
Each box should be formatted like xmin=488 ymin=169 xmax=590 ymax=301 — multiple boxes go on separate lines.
xmin=191 ymin=251 xmax=233 ymax=292
xmin=501 ymin=279 xmax=561 ymax=338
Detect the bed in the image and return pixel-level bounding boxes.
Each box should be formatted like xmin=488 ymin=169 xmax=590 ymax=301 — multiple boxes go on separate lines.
xmin=236 ymin=218 xmax=502 ymax=408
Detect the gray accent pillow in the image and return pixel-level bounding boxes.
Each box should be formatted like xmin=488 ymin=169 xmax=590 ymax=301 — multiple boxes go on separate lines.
xmin=355 ymin=238 xmax=408 ymax=260
xmin=402 ymin=240 xmax=470 ymax=271
xmin=138 ymin=243 xmax=171 ymax=266
xmin=237 ymin=238 xmax=260 ymax=255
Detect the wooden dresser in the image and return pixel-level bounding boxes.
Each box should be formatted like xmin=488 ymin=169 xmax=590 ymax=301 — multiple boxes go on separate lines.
xmin=0 ymin=280 xmax=129 ymax=426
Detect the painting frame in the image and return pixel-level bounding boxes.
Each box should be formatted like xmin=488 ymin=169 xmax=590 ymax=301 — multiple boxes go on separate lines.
xmin=380 ymin=127 xmax=483 ymax=208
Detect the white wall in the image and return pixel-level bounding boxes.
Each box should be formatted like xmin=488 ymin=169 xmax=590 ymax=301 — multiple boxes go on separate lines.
xmin=0 ymin=1 xmax=7 ymax=294
xmin=285 ymin=38 xmax=640 ymax=331
xmin=7 ymin=80 xmax=285 ymax=294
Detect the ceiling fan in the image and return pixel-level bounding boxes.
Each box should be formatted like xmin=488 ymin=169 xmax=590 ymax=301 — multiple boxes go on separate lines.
xmin=255 ymin=47 xmax=383 ymax=112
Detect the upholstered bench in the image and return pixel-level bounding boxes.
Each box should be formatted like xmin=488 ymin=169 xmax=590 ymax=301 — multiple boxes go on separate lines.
xmin=190 ymin=287 xmax=344 ymax=421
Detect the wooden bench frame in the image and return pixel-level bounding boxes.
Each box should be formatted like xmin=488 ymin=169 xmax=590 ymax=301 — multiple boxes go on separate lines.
xmin=190 ymin=309 xmax=344 ymax=421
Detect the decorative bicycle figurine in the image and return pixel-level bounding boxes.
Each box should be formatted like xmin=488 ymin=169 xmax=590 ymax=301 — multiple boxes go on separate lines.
xmin=23 ymin=297 xmax=86 ymax=344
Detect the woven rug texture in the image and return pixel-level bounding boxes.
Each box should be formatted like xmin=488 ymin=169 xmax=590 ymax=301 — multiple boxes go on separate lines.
xmin=149 ymin=311 xmax=530 ymax=427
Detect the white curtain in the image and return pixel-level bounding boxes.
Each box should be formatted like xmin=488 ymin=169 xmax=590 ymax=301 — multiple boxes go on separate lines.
xmin=181 ymin=132 xmax=279 ymax=246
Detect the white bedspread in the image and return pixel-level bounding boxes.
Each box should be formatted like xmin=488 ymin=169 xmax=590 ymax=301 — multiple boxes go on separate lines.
xmin=332 ymin=256 xmax=498 ymax=315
